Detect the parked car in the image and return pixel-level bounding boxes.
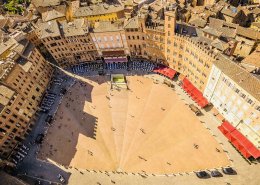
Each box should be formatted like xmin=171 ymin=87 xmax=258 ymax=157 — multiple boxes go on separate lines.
xmin=211 ymin=170 xmax=222 ymax=177
xmin=189 ymin=104 xmax=202 ymax=116
xmin=60 ymin=88 xmax=67 ymax=95
xmin=19 ymin=148 xmax=28 ymax=155
xmin=195 ymin=171 xmax=209 ymax=178
xmin=35 ymin=134 xmax=44 ymax=144
xmin=222 ymin=167 xmax=236 ymax=175
xmin=14 ymin=156 xmax=23 ymax=162
xmin=12 ymin=159 xmax=18 ymax=164
xmin=45 ymin=115 xmax=53 ymax=124
xmin=40 ymin=108 xmax=49 ymax=113
xmin=58 ymin=174 xmax=65 ymax=183
xmin=22 ymin=145 xmax=30 ymax=151
xmin=17 ymin=152 xmax=25 ymax=158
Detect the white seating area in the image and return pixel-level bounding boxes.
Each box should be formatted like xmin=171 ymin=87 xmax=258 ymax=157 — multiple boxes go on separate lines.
xmin=71 ymin=59 xmax=156 ymax=75
xmin=128 ymin=59 xmax=155 ymax=72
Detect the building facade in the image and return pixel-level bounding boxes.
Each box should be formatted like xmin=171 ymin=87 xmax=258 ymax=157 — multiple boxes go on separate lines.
xmin=0 ymin=36 xmax=53 ymax=159
xmin=204 ymin=55 xmax=260 ymax=148
xmin=164 ymin=10 xmax=216 ymax=92
xmin=91 ymin=21 xmax=130 ymax=58
xmin=124 ymin=17 xmax=146 ymax=57
xmin=37 ymin=19 xmax=98 ymax=68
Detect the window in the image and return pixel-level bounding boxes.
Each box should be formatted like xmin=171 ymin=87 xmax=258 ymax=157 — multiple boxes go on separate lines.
xmin=235 ymin=88 xmax=240 ymax=94
xmin=246 ymin=98 xmax=253 ymax=105
xmin=9 ymin=119 xmax=14 ymax=123
xmin=54 ymin=36 xmax=61 ymax=40
xmin=50 ymin=43 xmax=57 ymax=47
xmin=239 ymin=92 xmax=246 ymax=99
xmin=5 ymin=109 xmax=11 ymax=114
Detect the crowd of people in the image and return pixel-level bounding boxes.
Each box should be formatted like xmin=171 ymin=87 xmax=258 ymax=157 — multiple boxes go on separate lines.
xmin=128 ymin=60 xmax=155 ymax=72
xmin=40 ymin=78 xmax=64 ymax=112
xmin=106 ymin=62 xmax=127 ymax=70
xmin=71 ymin=59 xmax=156 ymax=75
xmin=72 ymin=62 xmax=103 ymax=74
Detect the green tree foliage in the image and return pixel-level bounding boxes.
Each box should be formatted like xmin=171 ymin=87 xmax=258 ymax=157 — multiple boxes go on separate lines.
xmin=4 ymin=0 xmax=30 ymax=14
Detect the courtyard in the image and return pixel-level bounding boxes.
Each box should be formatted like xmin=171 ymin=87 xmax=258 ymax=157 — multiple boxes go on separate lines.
xmin=38 ymin=74 xmax=230 ymax=174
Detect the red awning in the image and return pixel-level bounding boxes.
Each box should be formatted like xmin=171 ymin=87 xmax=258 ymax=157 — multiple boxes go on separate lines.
xmin=247 ymin=146 xmax=260 ymax=159
xmin=226 ymin=132 xmax=236 ymax=141
xmin=153 ymin=67 xmax=176 ymax=79
xmin=222 ymin=121 xmax=236 ymax=132
xmin=240 ymin=147 xmax=251 ymax=159
xmin=230 ymin=129 xmax=260 ymax=159
xmin=218 ymin=125 xmax=227 ymax=134
xmin=231 ymin=139 xmax=243 ymax=150
xmin=218 ymin=121 xmax=236 ymax=141
xmin=181 ymin=78 xmax=209 ymax=108
xmin=198 ymin=96 xmax=209 ymax=107
xmin=218 ymin=121 xmax=260 ymax=159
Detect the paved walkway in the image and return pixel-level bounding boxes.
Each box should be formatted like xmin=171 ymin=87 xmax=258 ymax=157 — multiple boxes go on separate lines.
xmin=14 ymin=69 xmax=260 ymax=185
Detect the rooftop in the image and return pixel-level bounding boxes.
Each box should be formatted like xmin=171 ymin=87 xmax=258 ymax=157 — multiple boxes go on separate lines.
xmin=93 ymin=21 xmax=123 ymax=32
xmin=251 ymin=22 xmax=260 ymax=29
xmin=0 ymin=60 xmax=14 ymax=80
xmin=236 ymin=26 xmax=260 ymax=40
xmin=208 ymin=18 xmax=237 ymax=38
xmin=60 ymin=19 xmax=88 ymax=37
xmin=215 ymin=54 xmax=260 ymax=101
xmin=124 ymin=17 xmax=139 ymax=29
xmin=221 ymin=6 xmax=240 ymax=18
xmin=41 ymin=5 xmax=66 ymax=22
xmin=211 ymin=39 xmax=229 ymax=51
xmin=251 ymin=7 xmax=260 ymax=15
xmin=16 ymin=41 xmax=35 ymax=72
xmin=73 ymin=3 xmax=124 ymax=18
xmin=188 ymin=18 xmax=207 ymax=28
xmin=241 ymin=46 xmax=260 ymax=68
xmin=203 ymin=27 xmax=222 ymax=37
xmin=37 ymin=20 xmax=61 ymax=39
xmin=0 ymin=37 xmax=18 ymax=57
xmin=31 ymin=0 xmax=61 ymax=8
xmin=0 ymin=85 xmax=15 ymax=106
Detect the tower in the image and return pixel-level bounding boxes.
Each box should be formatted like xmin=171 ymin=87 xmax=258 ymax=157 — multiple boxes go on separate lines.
xmin=164 ymin=8 xmax=177 ymax=62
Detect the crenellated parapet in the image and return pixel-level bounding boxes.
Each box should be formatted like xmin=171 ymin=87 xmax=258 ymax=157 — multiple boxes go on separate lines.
xmin=174 ymin=33 xmax=217 ymax=60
